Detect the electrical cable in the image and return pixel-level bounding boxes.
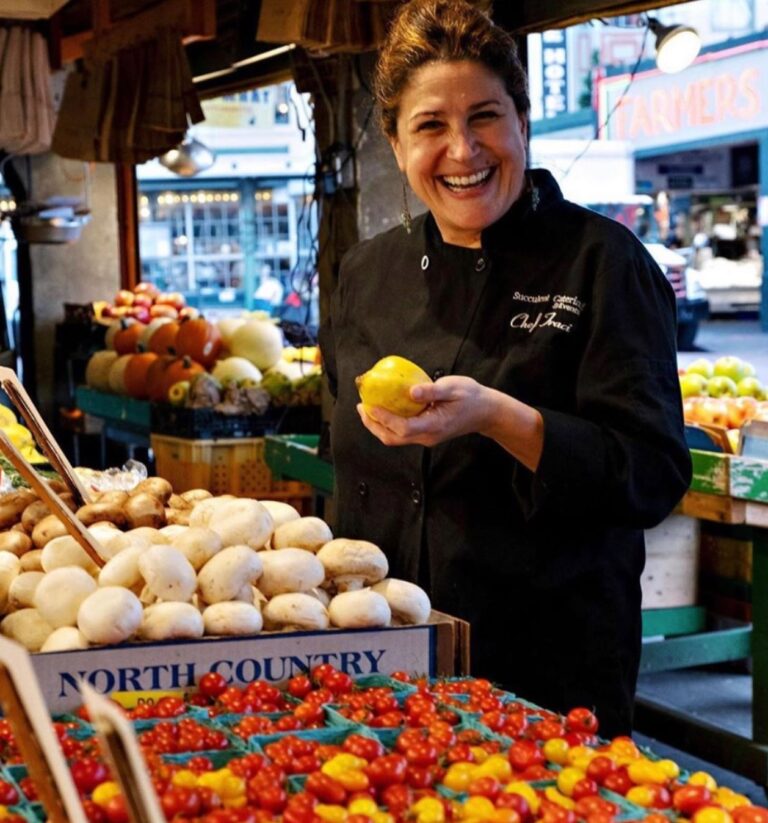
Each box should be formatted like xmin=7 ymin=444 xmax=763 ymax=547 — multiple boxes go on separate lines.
xmin=557 ymin=19 xmax=651 ymax=183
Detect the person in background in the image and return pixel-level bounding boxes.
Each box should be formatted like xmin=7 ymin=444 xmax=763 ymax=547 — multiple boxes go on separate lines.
xmin=253 ymin=264 xmax=284 ymax=312
xmin=320 ymin=0 xmax=691 ymax=737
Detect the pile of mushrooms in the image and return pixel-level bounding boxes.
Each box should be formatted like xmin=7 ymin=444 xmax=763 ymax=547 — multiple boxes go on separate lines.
xmin=0 ymin=481 xmax=431 ymax=652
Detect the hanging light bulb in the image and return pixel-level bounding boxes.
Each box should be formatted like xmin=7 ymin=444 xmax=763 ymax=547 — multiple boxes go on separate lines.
xmin=159 ymin=136 xmax=215 ymax=177
xmin=648 ymin=17 xmax=701 ymax=74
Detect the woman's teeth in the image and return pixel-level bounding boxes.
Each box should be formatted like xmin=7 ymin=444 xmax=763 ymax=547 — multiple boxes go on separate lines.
xmin=442 ymin=168 xmax=492 ymax=190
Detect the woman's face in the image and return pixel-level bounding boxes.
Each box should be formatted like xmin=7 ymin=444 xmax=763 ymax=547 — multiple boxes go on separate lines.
xmin=390 ymin=59 xmax=527 ymax=248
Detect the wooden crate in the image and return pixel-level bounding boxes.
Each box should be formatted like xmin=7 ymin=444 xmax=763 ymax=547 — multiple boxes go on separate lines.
xmin=150 ymin=434 xmax=314 ymax=513
xmin=642 ymin=514 xmax=700 ymax=609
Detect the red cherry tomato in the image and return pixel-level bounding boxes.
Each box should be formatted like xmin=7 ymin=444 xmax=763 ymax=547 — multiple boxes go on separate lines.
xmin=672 ymin=785 xmax=713 ymax=816
xmin=160 ymin=786 xmax=202 ymax=818
xmin=0 ymin=780 xmax=18 ymax=805
xmin=305 ymin=772 xmax=347 ymax=805
xmin=365 ymin=753 xmax=409 ymax=787
xmin=286 ymin=674 xmax=313 ymax=699
xmin=70 ymin=757 xmax=109 ymax=794
xmin=103 ymin=795 xmax=129 ymax=823
xmin=343 ymin=733 xmax=385 ymax=761
xmin=508 ymin=739 xmax=545 ymax=772
xmin=733 ymin=809 xmax=768 ymax=823
xmin=586 ymin=755 xmax=618 ymax=785
xmin=198 ymin=671 xmax=228 ymax=698
xmin=565 ymin=707 xmax=599 ymax=735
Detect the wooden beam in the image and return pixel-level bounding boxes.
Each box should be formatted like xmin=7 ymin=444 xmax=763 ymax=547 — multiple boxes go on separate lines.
xmin=0 ymin=0 xmax=67 ymax=19
xmin=115 ymin=164 xmax=140 ymax=291
xmin=60 ymin=0 xmax=216 ymax=64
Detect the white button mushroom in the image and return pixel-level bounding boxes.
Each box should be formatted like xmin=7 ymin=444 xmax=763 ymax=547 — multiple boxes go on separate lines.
xmin=8 ymin=570 xmax=45 ymax=610
xmin=316 ymin=539 xmax=389 ymax=592
xmin=127 ymin=527 xmax=169 ymax=545
xmin=87 ymin=524 xmax=127 ymax=561
xmin=306 ymin=587 xmax=331 ymax=607
xmin=0 ymin=551 xmax=21 ymax=611
xmin=138 ymin=545 xmax=198 ymax=602
xmin=272 ymin=517 xmax=334 ymax=553
xmin=98 ymin=543 xmax=150 ymax=591
xmin=170 ymin=527 xmax=223 ymax=571
xmin=40 ymin=626 xmax=90 ymax=652
xmin=34 ymin=567 xmax=98 ymax=628
xmin=41 ymin=535 xmax=100 ymax=575
xmin=328 ymin=589 xmax=391 ymax=629
xmin=0 ymin=608 xmax=54 ymax=651
xmin=206 ymin=499 xmax=274 ymax=549
xmin=258 ymin=548 xmax=325 ymax=598
xmin=203 ymin=602 xmax=264 ymax=636
xmin=159 ymin=524 xmax=189 ymax=540
xmin=188 ymin=495 xmax=237 ymax=528
xmin=77 ymin=587 xmax=143 ymax=645
xmin=259 ymin=500 xmax=301 ymax=530
xmin=372 ymin=579 xmax=431 ymax=625
xmin=262 ymin=593 xmax=330 ymax=631
xmin=140 ymin=602 xmax=205 ymax=640
xmin=197 ymin=546 xmax=263 ymax=604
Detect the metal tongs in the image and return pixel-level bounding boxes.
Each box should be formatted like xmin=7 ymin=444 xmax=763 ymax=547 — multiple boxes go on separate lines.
xmin=0 ymin=368 xmax=104 ymax=568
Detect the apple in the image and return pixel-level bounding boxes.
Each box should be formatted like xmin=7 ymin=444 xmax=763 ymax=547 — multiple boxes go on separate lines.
xmin=742 ymin=360 xmax=756 ymax=378
xmin=726 ymin=396 xmax=758 ymax=429
xmin=178 ymin=306 xmax=200 ymax=320
xmin=713 ymin=356 xmax=749 ymax=384
xmin=707 ymin=376 xmax=738 ymax=398
xmin=683 ymin=397 xmax=703 ymax=423
xmin=149 ymin=303 xmax=179 ymax=320
xmin=686 ymin=358 xmax=714 ymax=379
xmin=679 ymin=373 xmax=708 ymax=399
xmin=132 ymin=293 xmax=153 ymax=309
xmin=114 ymin=289 xmax=135 ymax=307
xmin=693 ymin=397 xmax=729 ymax=427
xmin=737 ymin=376 xmax=764 ymax=399
xmin=129 ymin=306 xmax=151 ymax=323
xmin=134 ymin=281 xmax=160 ymax=298
xmin=155 ymin=291 xmax=186 ymax=311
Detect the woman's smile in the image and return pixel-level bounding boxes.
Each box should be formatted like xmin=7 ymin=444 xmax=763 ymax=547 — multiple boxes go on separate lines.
xmin=389 ymin=59 xmax=527 ymax=247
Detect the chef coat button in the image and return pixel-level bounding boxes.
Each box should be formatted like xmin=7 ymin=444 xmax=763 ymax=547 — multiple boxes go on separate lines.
xmin=475 ymin=256 xmax=487 ymax=272
xmin=432 ymin=368 xmax=445 ymax=380
xmin=411 ymin=489 xmax=422 ymax=505
xmin=358 ymin=481 xmax=369 ymax=497
xmin=421 ymin=255 xmax=430 ymax=270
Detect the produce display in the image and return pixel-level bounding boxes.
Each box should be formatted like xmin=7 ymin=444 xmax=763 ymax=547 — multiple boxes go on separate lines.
xmin=85 ymin=283 xmax=321 ymax=413
xmin=0 ymin=477 xmax=432 ymax=652
xmin=0 ymin=669 xmax=764 ymax=822
xmin=679 ymin=356 xmax=768 ymax=451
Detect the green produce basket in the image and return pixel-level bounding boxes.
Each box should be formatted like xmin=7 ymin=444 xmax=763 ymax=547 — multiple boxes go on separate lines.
xmin=75 ymin=386 xmax=151 ymax=429
xmin=264 ymin=434 xmax=334 ymax=494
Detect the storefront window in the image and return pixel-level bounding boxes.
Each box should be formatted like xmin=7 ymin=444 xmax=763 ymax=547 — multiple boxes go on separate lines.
xmin=136 ymin=81 xmax=318 ymax=323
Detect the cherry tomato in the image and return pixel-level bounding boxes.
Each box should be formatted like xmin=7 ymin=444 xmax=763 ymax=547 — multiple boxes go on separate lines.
xmin=391 ymin=671 xmax=411 ymax=682
xmin=586 ymin=755 xmax=618 ymax=785
xmin=531 ymin=718 xmax=567 ymax=741
xmin=343 ymin=733 xmax=385 ymax=761
xmin=0 ymin=779 xmax=19 ymax=805
xmin=103 ymin=795 xmax=129 ymax=823
xmin=155 ymin=696 xmax=186 ymax=718
xmin=70 ymin=757 xmax=109 ymax=794
xmin=508 ymin=739 xmax=545 ymax=772
xmin=82 ymin=799 xmax=108 ymax=823
xmin=603 ymin=768 xmax=633 ymax=796
xmin=161 ymin=786 xmax=202 ymax=818
xmin=324 ymin=670 xmax=354 ymax=695
xmin=565 ymin=707 xmax=599 ymax=735
xmin=497 ymin=791 xmax=533 ymax=822
xmin=467 ymin=775 xmax=502 ymax=800
xmin=286 ymin=674 xmax=313 ymax=699
xmin=572 ymin=777 xmax=600 ymax=800
xmin=198 ymin=671 xmax=228 ymax=699
xmin=310 ymin=663 xmax=336 ymax=685
xmin=366 ymin=753 xmax=409 ymax=787
xmin=305 ymin=771 xmax=347 ymax=804
xmin=672 ymin=785 xmax=713 ymax=816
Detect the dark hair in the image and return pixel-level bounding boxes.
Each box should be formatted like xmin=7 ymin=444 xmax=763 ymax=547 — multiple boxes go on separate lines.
xmin=373 ymin=0 xmax=530 ymax=137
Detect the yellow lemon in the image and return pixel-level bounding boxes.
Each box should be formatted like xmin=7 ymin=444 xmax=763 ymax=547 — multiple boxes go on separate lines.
xmin=0 ymin=406 xmax=16 ymax=428
xmin=1 ymin=422 xmax=33 ymax=450
xmin=355 ymin=355 xmax=432 ymax=417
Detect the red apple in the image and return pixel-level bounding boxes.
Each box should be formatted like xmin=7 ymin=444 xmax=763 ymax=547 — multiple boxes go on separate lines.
xmin=132 ymin=293 xmax=153 ymax=308
xmin=129 ymin=306 xmax=151 ymax=323
xmin=149 ymin=303 xmax=179 ymax=320
xmin=114 ymin=289 xmax=135 ymax=307
xmin=134 ymin=281 xmax=160 ymax=298
xmin=155 ymin=291 xmax=186 ymax=311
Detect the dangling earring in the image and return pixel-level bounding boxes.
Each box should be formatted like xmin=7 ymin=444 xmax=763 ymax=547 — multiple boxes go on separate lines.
xmin=400 ymin=175 xmax=413 ymax=234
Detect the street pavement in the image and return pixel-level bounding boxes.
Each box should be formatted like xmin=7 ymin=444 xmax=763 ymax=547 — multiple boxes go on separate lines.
xmin=677 ymin=318 xmax=768 ymax=378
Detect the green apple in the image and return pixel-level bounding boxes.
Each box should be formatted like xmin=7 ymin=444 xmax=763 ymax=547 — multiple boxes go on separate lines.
xmin=737 ymin=376 xmax=764 ymax=398
xmin=679 ymin=373 xmax=708 ymax=398
xmin=707 ymin=375 xmax=738 ymax=398
xmin=713 ymin=356 xmax=748 ymax=384
xmin=686 ymin=358 xmax=714 ymax=379
xmin=742 ymin=361 xmax=756 ymax=378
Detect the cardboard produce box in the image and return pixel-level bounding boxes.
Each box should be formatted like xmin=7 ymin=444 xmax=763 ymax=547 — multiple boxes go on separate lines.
xmin=32 ymin=611 xmax=469 ymax=713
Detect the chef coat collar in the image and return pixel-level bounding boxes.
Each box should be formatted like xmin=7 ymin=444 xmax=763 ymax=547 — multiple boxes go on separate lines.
xmin=419 ymin=168 xmax=565 ymax=258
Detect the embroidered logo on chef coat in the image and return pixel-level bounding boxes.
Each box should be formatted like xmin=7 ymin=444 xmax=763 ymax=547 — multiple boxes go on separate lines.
xmin=509 ymin=292 xmax=586 ymax=334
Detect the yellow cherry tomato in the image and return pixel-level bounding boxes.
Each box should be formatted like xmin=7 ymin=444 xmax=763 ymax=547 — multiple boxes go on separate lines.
xmin=693 ymin=808 xmax=734 ymax=823
xmin=656 ymin=759 xmax=681 ymax=780
xmin=557 ymin=766 xmax=587 ymax=797
xmin=349 ymin=797 xmax=380 ymax=817
xmin=171 ymin=769 xmax=199 ymax=788
xmin=493 ymin=811 xmax=523 ymax=823
xmin=543 ymin=738 xmax=570 ymax=765
xmin=335 ymin=769 xmax=370 ymax=792
xmin=444 ymin=763 xmax=477 ymax=793
xmin=413 ymin=796 xmax=446 ymax=822
xmin=470 ymin=746 xmax=489 ymax=763
xmin=462 ymin=796 xmax=497 ymax=819
xmin=627 ymin=758 xmax=669 ymax=786
xmin=505 ymin=780 xmax=541 ymax=813
xmin=545 ymin=787 xmax=577 ymax=810
xmin=372 ymin=814 xmax=395 ymax=823
xmin=315 ymin=804 xmax=349 ymax=822
xmin=565 ymin=745 xmax=596 ymax=767
xmin=475 ymin=754 xmax=513 ymax=782
xmin=627 ymin=786 xmax=658 ymax=808
xmin=689 ymin=772 xmax=718 ymax=791
xmin=715 ymin=790 xmax=752 ymax=811
xmin=609 ymin=737 xmax=641 ymax=762
xmin=92 ymin=781 xmax=122 ymax=807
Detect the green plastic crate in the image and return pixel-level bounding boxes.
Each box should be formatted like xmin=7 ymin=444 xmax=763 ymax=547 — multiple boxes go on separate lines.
xmin=75 ymin=386 xmax=151 ymax=429
xmin=264 ymin=434 xmax=334 ymax=494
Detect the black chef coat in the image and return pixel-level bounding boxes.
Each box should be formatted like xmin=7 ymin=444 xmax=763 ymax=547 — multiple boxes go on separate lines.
xmin=319 ymin=169 xmax=692 ymax=736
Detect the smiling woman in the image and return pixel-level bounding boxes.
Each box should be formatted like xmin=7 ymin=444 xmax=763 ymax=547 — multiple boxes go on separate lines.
xmin=319 ymin=0 xmax=692 ymax=738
